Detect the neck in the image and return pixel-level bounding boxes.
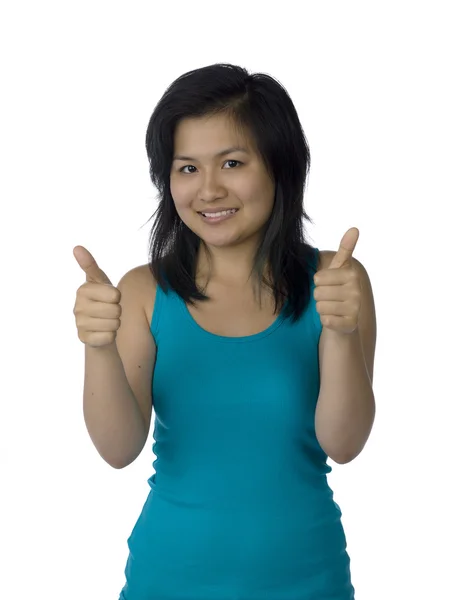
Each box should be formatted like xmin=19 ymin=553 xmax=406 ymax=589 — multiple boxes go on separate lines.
xmin=196 ymin=241 xmax=270 ymax=288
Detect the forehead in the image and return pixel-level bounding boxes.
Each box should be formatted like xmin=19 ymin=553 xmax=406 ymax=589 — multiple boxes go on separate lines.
xmin=174 ymin=114 xmax=253 ymax=151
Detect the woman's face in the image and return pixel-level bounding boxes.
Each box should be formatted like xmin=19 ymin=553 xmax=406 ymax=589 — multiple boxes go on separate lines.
xmin=170 ymin=114 xmax=275 ymax=251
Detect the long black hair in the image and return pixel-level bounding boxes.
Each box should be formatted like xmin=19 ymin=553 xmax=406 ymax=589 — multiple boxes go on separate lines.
xmin=144 ymin=63 xmax=317 ymax=324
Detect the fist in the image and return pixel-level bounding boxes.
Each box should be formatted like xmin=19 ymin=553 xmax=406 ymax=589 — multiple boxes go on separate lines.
xmin=73 ymin=246 xmax=122 ymax=348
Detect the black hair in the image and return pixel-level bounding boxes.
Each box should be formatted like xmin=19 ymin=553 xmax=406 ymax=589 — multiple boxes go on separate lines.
xmin=143 ymin=62 xmax=317 ymax=323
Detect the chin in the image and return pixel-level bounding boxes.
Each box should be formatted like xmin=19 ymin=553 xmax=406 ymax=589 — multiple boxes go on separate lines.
xmin=199 ymin=234 xmax=240 ymax=248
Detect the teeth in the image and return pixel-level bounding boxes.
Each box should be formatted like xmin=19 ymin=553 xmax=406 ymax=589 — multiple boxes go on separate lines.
xmin=202 ymin=209 xmax=237 ymax=217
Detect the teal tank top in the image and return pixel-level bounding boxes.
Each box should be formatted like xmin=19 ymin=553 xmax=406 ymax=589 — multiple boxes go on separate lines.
xmin=119 ymin=247 xmax=355 ymax=600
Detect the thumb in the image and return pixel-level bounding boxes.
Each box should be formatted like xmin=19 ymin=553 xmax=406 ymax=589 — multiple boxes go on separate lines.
xmin=73 ymin=246 xmax=112 ymax=285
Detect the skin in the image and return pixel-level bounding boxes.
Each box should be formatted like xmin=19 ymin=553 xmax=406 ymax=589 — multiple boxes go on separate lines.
xmin=170 ymin=113 xmax=275 ymax=288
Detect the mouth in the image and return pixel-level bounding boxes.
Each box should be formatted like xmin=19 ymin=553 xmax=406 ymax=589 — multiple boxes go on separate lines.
xmin=197 ymin=208 xmax=239 ymax=223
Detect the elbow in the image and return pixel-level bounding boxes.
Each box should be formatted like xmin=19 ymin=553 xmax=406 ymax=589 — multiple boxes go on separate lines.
xmin=318 ymin=438 xmax=363 ymax=465
xmin=329 ymin=451 xmax=358 ymax=465
xmin=327 ymin=441 xmax=368 ymax=464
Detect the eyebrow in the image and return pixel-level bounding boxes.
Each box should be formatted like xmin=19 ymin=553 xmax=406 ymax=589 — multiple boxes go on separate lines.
xmin=173 ymin=146 xmax=250 ymax=161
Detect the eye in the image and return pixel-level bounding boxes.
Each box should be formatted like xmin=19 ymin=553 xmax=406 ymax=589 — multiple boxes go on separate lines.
xmin=179 ymin=160 xmax=242 ymax=174
xmin=223 ymin=160 xmax=241 ymax=169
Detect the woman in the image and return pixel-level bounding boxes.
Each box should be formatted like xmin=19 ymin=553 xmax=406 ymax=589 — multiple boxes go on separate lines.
xmin=75 ymin=62 xmax=376 ymax=599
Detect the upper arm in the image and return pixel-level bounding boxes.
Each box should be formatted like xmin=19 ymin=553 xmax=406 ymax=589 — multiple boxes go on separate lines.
xmin=352 ymin=256 xmax=377 ymax=384
xmin=115 ymin=265 xmax=156 ymax=439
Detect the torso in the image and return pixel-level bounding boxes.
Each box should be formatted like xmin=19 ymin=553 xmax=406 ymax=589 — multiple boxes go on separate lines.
xmin=137 ymin=252 xmax=326 ymax=337
xmin=184 ymin=280 xmax=281 ymax=337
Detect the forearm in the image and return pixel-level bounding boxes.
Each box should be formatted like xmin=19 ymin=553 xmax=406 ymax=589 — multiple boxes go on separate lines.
xmin=83 ymin=342 xmax=147 ymax=469
xmin=315 ymin=328 xmax=375 ymax=464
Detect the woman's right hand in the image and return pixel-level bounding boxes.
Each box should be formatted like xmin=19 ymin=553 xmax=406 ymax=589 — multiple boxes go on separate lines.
xmin=73 ymin=246 xmax=122 ymax=348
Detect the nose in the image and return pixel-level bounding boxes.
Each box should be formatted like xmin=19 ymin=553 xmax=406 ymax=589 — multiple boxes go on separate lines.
xmin=198 ymin=170 xmax=226 ymax=202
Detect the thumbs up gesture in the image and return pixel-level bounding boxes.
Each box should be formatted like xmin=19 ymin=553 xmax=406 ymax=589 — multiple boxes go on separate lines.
xmin=73 ymin=246 xmax=122 ymax=348
xmin=313 ymin=228 xmax=362 ymax=335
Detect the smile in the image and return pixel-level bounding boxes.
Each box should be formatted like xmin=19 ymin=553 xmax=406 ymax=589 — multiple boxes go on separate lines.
xmin=198 ymin=208 xmax=239 ymax=223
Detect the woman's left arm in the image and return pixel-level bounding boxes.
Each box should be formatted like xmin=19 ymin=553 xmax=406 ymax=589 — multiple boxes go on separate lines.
xmin=313 ymin=242 xmax=377 ymax=464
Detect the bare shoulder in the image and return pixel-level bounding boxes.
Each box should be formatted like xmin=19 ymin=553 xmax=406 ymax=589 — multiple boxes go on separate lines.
xmin=129 ymin=264 xmax=158 ymax=327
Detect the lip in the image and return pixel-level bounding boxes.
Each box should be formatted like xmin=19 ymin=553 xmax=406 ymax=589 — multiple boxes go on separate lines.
xmin=196 ymin=207 xmax=238 ymax=214
xmin=198 ymin=208 xmax=239 ymax=224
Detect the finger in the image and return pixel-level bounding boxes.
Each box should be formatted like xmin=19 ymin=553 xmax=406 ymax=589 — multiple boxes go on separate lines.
xmin=314 ymin=266 xmax=352 ymax=286
xmin=328 ymin=227 xmax=359 ymax=269
xmin=314 ymin=285 xmax=348 ymax=301
xmin=316 ymin=301 xmax=349 ymax=316
xmin=73 ymin=246 xmax=112 ymax=285
xmin=83 ymin=317 xmax=121 ymax=332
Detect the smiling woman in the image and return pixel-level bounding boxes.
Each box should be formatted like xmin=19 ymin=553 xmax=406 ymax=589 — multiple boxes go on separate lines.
xmin=110 ymin=63 xmax=366 ymax=600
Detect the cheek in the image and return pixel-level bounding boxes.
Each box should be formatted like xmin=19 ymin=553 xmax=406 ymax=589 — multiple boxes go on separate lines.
xmin=170 ymin=181 xmax=192 ymax=209
xmin=242 ymin=172 xmax=274 ymax=203
xmin=244 ymin=187 xmax=275 ymax=215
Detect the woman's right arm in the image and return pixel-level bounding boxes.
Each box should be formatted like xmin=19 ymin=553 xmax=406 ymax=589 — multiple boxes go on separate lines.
xmin=74 ymin=247 xmax=156 ymax=469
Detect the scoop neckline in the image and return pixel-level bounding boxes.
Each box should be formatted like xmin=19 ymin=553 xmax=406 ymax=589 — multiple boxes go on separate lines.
xmin=179 ymin=296 xmax=287 ymax=344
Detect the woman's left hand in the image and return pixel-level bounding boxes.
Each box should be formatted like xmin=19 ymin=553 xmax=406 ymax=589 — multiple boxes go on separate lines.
xmin=313 ymin=227 xmax=362 ymax=335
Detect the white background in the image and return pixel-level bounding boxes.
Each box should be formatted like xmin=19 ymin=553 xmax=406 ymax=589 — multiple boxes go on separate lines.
xmin=1 ymin=2 xmax=448 ymax=599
